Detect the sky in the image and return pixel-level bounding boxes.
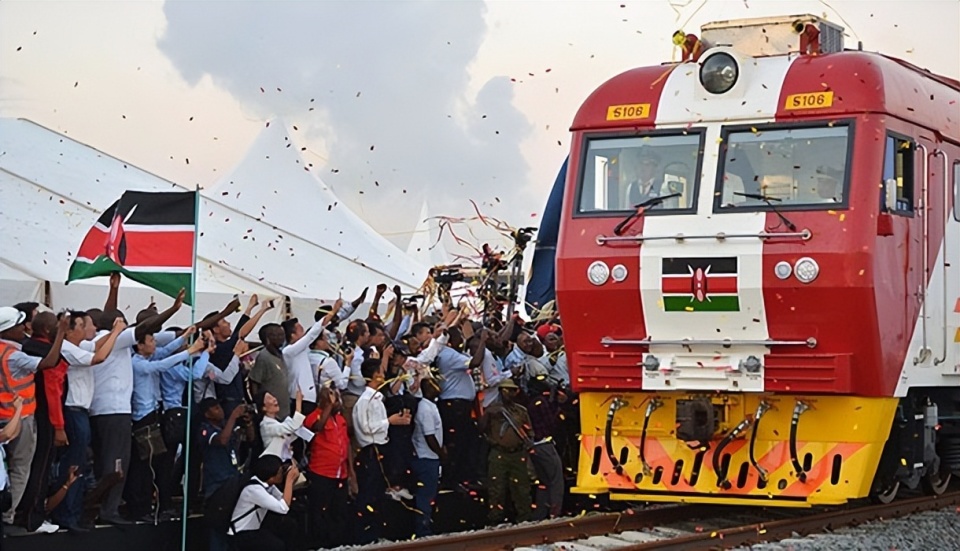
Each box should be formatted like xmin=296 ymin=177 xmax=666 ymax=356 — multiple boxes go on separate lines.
xmin=1 ymin=0 xmax=958 ymax=259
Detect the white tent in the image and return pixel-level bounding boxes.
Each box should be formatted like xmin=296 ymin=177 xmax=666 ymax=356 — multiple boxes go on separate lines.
xmin=208 ymin=120 xmax=426 ymax=289
xmin=405 ymin=202 xmax=450 ymax=269
xmin=0 ymin=118 xmax=427 ymax=325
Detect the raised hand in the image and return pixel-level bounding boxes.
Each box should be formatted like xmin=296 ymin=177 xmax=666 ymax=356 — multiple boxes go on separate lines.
xmin=393 ymin=285 xmax=402 ymax=297
xmin=113 ymin=317 xmax=128 ymax=332
xmin=233 ymin=339 xmax=250 ymax=357
xmin=109 ymin=272 xmax=121 ymax=289
xmin=376 ymin=283 xmax=388 ymax=294
xmin=247 ymin=294 xmax=259 ymax=310
xmin=173 ymin=288 xmax=186 ymax=310
xmin=57 ymin=313 xmax=72 ymax=335
xmin=225 ymin=297 xmax=241 ymax=314
xmin=182 ymin=325 xmax=197 ymax=338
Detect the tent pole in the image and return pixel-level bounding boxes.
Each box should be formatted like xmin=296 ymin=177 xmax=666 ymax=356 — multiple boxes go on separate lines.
xmin=181 ymin=186 xmax=200 ymax=551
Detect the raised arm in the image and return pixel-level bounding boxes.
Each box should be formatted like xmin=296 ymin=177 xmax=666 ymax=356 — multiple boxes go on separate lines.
xmin=215 ymin=405 xmax=245 ymax=447
xmin=39 ymin=315 xmax=69 ymax=370
xmin=387 ymin=285 xmax=404 ymax=339
xmin=103 ymin=272 xmax=120 ymax=313
xmin=136 ymin=288 xmax=185 ymax=341
xmin=368 ymin=284 xmax=387 ymax=320
xmin=469 ymin=330 xmax=488 ymax=369
xmin=197 ymin=297 xmax=241 ymax=332
xmin=238 ymin=298 xmax=275 ymax=340
xmin=91 ymin=317 xmax=127 ymax=364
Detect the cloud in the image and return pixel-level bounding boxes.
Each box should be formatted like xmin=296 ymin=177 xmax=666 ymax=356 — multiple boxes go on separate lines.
xmin=158 ymin=1 xmax=535 ymax=247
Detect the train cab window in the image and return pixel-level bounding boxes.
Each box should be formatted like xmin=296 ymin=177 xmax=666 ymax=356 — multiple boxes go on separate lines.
xmin=715 ymin=124 xmax=850 ymax=211
xmin=576 ymin=133 xmax=703 ymax=215
xmin=882 ymin=135 xmax=915 ymax=215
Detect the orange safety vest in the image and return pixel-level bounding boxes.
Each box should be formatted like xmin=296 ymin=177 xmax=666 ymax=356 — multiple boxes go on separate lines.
xmin=0 ymin=341 xmax=37 ymax=419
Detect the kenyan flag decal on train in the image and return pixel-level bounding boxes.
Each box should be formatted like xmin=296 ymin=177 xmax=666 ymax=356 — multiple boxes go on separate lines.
xmin=67 ymin=190 xmax=197 ymax=305
xmin=661 ymin=257 xmax=739 ymax=312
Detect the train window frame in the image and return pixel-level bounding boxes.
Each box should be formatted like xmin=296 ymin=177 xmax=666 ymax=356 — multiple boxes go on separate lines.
xmin=953 ymin=161 xmax=959 ymax=223
xmin=882 ymin=132 xmax=916 ymax=217
xmin=712 ymin=120 xmax=855 ymax=214
xmin=572 ymin=128 xmax=707 ymax=218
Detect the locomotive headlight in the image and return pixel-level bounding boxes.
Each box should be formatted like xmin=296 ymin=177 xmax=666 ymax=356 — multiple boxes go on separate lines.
xmin=774 ymin=261 xmax=793 ymax=280
xmin=794 ymin=257 xmax=820 ymax=283
xmin=642 ymin=354 xmax=661 ymax=371
xmin=739 ymin=355 xmax=762 ymax=373
xmin=610 ymin=264 xmax=628 ymax=282
xmin=700 ymin=52 xmax=739 ymax=94
xmin=587 ymin=261 xmax=610 ymax=286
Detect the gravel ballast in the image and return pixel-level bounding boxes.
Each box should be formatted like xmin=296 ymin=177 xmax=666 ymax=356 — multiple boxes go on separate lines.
xmin=739 ymin=507 xmax=960 ymax=551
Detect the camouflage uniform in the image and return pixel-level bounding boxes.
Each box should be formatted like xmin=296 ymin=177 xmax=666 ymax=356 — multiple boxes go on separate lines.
xmin=480 ymin=401 xmax=533 ymax=524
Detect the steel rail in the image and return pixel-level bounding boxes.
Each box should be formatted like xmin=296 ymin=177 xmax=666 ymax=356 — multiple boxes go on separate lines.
xmin=620 ymin=491 xmax=960 ymax=550
xmin=371 ymin=504 xmax=717 ymax=551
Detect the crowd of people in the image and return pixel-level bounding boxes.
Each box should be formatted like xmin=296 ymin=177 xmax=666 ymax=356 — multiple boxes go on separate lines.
xmin=0 ymin=274 xmax=577 ymax=550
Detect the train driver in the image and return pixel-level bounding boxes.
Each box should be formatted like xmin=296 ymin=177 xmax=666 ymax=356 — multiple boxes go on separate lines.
xmin=813 ymin=166 xmax=843 ymax=203
xmin=624 ymin=148 xmax=663 ymax=207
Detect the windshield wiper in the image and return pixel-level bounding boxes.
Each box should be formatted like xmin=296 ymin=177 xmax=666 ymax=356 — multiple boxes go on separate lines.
xmin=613 ymin=193 xmax=682 ymax=236
xmin=733 ymin=192 xmax=797 ymax=231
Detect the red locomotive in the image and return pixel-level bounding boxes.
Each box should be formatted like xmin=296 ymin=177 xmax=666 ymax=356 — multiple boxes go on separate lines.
xmin=552 ymin=15 xmax=960 ymax=506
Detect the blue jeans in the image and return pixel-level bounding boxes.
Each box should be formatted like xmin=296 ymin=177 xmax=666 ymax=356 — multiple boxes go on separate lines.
xmin=52 ymin=407 xmax=91 ymax=527
xmin=411 ymin=457 xmax=440 ymax=537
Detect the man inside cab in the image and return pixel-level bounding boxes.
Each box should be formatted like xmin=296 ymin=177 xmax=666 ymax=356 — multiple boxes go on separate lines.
xmin=624 ymin=148 xmax=662 ymax=207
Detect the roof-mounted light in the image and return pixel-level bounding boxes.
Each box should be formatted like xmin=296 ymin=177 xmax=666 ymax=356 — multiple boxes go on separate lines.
xmin=699 ymin=52 xmax=738 ymax=94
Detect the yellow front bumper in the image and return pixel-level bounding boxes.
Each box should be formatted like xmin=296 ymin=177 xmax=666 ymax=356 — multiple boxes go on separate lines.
xmin=573 ymin=392 xmax=897 ymax=507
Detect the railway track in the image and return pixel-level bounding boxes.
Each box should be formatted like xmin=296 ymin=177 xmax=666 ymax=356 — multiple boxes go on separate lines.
xmin=372 ymin=491 xmax=960 ymax=550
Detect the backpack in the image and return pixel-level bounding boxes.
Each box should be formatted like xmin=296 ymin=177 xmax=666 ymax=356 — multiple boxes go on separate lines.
xmin=203 ymin=474 xmax=258 ymax=532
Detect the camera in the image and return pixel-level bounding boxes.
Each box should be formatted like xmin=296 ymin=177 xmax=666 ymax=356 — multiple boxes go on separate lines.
xmin=431 ymin=266 xmax=464 ymax=285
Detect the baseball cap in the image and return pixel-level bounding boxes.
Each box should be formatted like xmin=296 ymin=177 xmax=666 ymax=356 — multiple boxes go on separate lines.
xmin=535 ymin=323 xmax=560 ymax=341
xmin=0 ymin=307 xmax=26 ymax=333
xmin=498 ymin=378 xmax=519 ymax=390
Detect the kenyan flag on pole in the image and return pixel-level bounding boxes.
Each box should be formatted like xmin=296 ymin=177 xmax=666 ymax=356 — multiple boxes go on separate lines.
xmin=67 ymin=190 xmax=198 ymax=305
xmin=661 ymin=257 xmax=739 ymax=312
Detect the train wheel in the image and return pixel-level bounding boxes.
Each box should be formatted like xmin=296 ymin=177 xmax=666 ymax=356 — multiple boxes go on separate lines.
xmin=872 ymin=481 xmax=899 ymax=504
xmin=921 ymin=465 xmax=952 ymax=496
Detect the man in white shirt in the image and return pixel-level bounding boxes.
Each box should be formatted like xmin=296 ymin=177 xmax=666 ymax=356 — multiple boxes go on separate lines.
xmin=310 ymin=331 xmax=348 ymax=392
xmin=280 ymin=300 xmax=342 ymax=418
xmin=228 ymin=454 xmax=298 ymax=551
xmin=51 ymin=311 xmax=124 ymax=532
xmin=88 ymin=284 xmax=185 ymax=524
xmin=411 ymin=379 xmax=443 ymax=538
xmin=352 ymin=358 xmax=410 ymax=544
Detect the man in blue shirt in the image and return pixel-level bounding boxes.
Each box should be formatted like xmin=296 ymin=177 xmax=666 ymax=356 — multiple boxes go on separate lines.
xmin=198 ymin=397 xmax=252 ymax=551
xmin=435 ymin=335 xmax=483 ymax=489
xmin=125 ymin=327 xmax=208 ymax=520
xmin=199 ymin=398 xmax=252 ymax=498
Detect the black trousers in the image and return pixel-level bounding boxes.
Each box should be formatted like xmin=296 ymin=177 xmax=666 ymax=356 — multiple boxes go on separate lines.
xmin=439 ymin=398 xmax=480 ymax=486
xmin=91 ymin=413 xmax=131 ymax=519
xmin=354 ymin=444 xmax=386 ymax=544
xmin=16 ymin=394 xmax=54 ymax=531
xmin=305 ymin=472 xmax=350 ymax=548
xmin=124 ymin=411 xmax=172 ymax=518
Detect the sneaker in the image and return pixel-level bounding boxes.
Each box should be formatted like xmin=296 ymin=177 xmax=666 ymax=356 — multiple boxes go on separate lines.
xmin=394 ymin=487 xmax=414 ymax=500
xmin=385 ymin=488 xmax=402 ymax=502
xmin=33 ymin=521 xmax=59 ymax=534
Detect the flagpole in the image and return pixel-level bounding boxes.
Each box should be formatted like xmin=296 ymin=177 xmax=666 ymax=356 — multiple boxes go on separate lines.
xmin=182 ymin=186 xmax=200 ymax=551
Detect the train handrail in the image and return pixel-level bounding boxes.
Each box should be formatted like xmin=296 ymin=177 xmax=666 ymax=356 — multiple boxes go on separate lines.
xmin=601 ymin=337 xmax=817 ymax=348
xmin=914 ymin=143 xmax=932 ymax=365
xmin=933 ymin=149 xmax=949 ymax=366
xmin=595 ymin=229 xmax=812 ymax=245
